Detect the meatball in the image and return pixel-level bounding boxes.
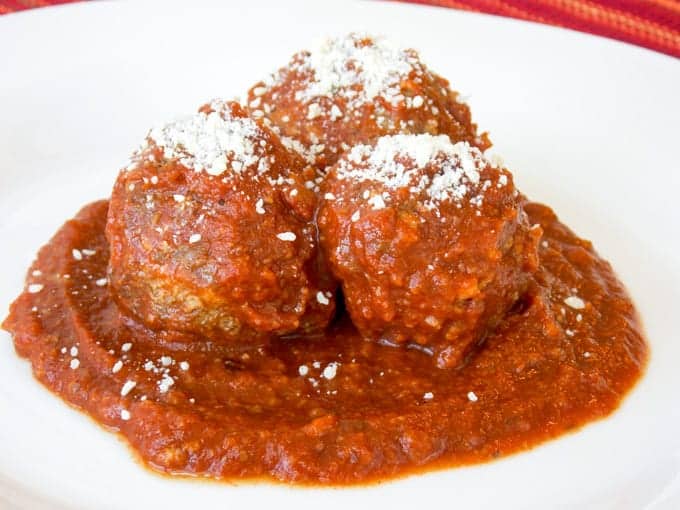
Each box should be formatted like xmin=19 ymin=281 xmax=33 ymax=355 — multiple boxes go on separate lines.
xmin=246 ymin=33 xmax=490 ymax=175
xmin=318 ymin=134 xmax=540 ymax=368
xmin=106 ymin=100 xmax=335 ymax=344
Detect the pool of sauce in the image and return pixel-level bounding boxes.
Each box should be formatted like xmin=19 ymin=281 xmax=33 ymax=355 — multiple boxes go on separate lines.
xmin=2 ymin=200 xmax=647 ymax=484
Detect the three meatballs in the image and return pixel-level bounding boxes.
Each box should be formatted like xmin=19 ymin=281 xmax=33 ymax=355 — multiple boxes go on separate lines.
xmin=106 ymin=100 xmax=335 ymax=344
xmin=107 ymin=35 xmax=539 ymax=368
xmin=318 ymin=134 xmax=540 ymax=368
xmin=246 ymin=33 xmax=490 ymax=174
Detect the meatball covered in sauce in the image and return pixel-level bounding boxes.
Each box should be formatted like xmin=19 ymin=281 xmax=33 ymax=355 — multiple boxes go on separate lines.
xmin=318 ymin=134 xmax=540 ymax=368
xmin=106 ymin=100 xmax=335 ymax=344
xmin=246 ymin=33 xmax=490 ymax=176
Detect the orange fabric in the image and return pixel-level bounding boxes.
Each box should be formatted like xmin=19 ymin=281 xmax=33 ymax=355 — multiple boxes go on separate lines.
xmin=402 ymin=0 xmax=680 ymax=57
xmin=0 ymin=0 xmax=678 ymax=58
xmin=0 ymin=0 xmax=70 ymax=15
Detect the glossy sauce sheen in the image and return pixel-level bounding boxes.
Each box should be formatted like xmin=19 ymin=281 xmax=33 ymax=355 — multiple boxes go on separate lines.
xmin=3 ymin=200 xmax=647 ymax=484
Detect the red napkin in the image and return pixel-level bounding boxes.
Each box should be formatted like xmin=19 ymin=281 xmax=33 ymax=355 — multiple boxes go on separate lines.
xmin=1 ymin=0 xmax=678 ymax=58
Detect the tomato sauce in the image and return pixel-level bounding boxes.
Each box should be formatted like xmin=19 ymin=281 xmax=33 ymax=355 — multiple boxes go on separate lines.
xmin=2 ymin=199 xmax=647 ymax=484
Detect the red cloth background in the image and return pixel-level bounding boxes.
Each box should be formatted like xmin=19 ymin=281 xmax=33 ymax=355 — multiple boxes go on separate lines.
xmin=1 ymin=0 xmax=678 ymax=58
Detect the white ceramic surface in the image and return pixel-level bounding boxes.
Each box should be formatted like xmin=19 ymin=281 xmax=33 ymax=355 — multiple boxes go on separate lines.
xmin=1 ymin=1 xmax=679 ymax=509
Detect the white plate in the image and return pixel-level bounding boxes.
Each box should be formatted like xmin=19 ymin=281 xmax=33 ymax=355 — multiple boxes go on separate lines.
xmin=1 ymin=1 xmax=679 ymax=509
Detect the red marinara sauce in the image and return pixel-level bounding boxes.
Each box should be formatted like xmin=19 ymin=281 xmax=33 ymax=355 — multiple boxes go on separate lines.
xmin=2 ymin=198 xmax=647 ymax=484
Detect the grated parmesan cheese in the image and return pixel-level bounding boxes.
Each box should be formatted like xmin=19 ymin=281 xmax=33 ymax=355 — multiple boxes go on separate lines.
xmin=316 ymin=291 xmax=330 ymax=306
xmin=322 ymin=362 xmax=339 ymax=380
xmin=564 ymin=296 xmax=586 ymax=310
xmin=276 ymin=232 xmax=296 ymax=242
xmin=307 ymin=103 xmax=323 ymax=119
xmin=158 ymin=373 xmax=174 ymax=393
xmin=330 ymin=104 xmax=343 ymax=120
xmin=120 ymin=380 xmax=136 ymax=396
xmin=337 ymin=134 xmax=492 ymax=210
xmin=148 ymin=101 xmax=268 ymax=178
xmin=255 ymin=198 xmax=265 ymax=214
xmin=299 ymin=34 xmax=417 ymax=107
xmin=367 ymin=194 xmax=386 ymax=210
